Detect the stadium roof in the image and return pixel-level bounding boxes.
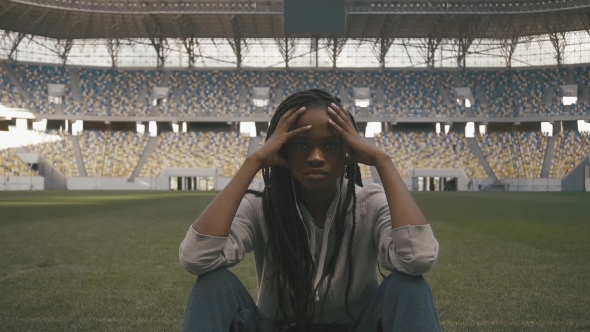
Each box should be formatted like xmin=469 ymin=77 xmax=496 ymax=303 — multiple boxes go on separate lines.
xmin=0 ymin=0 xmax=590 ymax=40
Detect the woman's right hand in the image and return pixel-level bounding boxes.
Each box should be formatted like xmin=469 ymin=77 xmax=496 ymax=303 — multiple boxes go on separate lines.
xmin=250 ymin=106 xmax=311 ymax=169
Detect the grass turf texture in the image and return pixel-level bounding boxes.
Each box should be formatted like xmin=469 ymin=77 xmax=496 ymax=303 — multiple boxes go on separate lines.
xmin=1 ymin=191 xmax=589 ymax=331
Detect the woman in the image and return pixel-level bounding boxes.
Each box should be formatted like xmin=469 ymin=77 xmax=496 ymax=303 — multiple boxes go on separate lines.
xmin=179 ymin=89 xmax=441 ymax=332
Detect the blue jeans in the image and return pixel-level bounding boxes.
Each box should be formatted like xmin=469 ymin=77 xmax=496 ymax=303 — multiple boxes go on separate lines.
xmin=182 ymin=268 xmax=441 ymax=332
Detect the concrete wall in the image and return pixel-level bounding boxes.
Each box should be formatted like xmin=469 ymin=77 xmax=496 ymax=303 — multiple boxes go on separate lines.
xmin=67 ymin=177 xmax=157 ymax=190
xmin=15 ymin=153 xmax=39 ymax=164
xmin=407 ymin=168 xmax=471 ymax=191
xmin=37 ymin=155 xmax=67 ymax=190
xmin=562 ymin=157 xmax=590 ymax=192
xmin=217 ymin=177 xmax=376 ymax=191
xmin=0 ymin=176 xmax=44 ymax=190
xmin=501 ymin=178 xmax=562 ymax=192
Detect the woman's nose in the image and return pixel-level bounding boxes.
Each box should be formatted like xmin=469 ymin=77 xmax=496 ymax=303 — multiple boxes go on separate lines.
xmin=307 ymin=147 xmax=325 ymax=164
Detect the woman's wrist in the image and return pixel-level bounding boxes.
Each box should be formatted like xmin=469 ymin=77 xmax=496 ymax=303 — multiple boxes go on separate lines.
xmin=244 ymin=154 xmax=263 ymax=171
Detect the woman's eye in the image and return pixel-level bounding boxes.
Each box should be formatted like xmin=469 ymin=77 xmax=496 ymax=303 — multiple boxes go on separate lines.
xmin=325 ymin=143 xmax=337 ymax=149
xmin=296 ymin=142 xmax=308 ymax=150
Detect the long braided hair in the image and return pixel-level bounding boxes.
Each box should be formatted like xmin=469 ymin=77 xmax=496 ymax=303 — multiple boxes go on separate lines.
xmin=255 ymin=89 xmax=364 ymax=330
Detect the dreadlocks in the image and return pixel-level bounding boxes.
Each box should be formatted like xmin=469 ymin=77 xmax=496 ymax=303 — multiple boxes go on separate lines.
xmin=255 ymin=89 xmax=363 ymax=331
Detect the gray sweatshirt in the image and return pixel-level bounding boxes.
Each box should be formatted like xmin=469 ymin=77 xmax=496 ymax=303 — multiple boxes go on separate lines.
xmin=179 ymin=180 xmax=439 ymax=324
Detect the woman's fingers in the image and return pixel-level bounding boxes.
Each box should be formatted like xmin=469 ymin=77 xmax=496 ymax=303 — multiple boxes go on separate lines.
xmin=286 ymin=125 xmax=312 ymax=139
xmin=327 ymin=119 xmax=348 ymax=139
xmin=327 ymin=107 xmax=355 ymax=136
xmin=276 ymin=106 xmax=306 ymax=134
xmin=328 ymin=104 xmax=356 ymax=135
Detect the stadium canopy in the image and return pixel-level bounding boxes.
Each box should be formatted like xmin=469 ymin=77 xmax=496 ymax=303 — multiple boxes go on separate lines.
xmin=0 ymin=0 xmax=590 ymax=40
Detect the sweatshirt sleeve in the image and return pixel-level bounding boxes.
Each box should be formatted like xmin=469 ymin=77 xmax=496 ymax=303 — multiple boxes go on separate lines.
xmin=179 ymin=194 xmax=259 ymax=275
xmin=365 ymin=183 xmax=440 ymax=275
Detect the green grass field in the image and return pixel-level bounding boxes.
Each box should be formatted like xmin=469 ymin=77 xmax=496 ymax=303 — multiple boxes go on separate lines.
xmin=1 ymin=191 xmax=589 ymax=331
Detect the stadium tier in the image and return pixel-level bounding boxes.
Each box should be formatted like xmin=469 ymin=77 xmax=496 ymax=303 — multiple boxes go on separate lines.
xmin=476 ymin=131 xmax=547 ymax=179
xmin=0 ymin=66 xmax=27 ymax=109
xmin=78 ymin=131 xmax=148 ymax=178
xmin=1 ymin=64 xmax=590 ymax=118
xmin=140 ymin=131 xmax=250 ymax=178
xmin=25 ymin=131 xmax=80 ymax=177
xmin=2 ymin=128 xmax=588 ymax=183
xmin=0 ymin=148 xmax=35 ymax=176
xmin=550 ymin=131 xmax=590 ymax=178
xmin=11 ymin=64 xmax=70 ymax=114
xmin=76 ymin=68 xmax=157 ymax=116
xmin=374 ymin=131 xmax=487 ymax=179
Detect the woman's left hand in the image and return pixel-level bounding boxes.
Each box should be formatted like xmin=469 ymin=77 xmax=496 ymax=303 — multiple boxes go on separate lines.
xmin=326 ymin=103 xmax=388 ymax=166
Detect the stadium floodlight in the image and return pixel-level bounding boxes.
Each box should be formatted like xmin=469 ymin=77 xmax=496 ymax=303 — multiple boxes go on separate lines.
xmin=253 ymin=87 xmax=270 ymax=107
xmin=353 ymin=87 xmax=371 ymax=108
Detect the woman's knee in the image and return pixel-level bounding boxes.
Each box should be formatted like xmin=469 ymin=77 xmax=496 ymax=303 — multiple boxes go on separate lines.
xmin=191 ymin=268 xmax=247 ymax=295
xmin=381 ymin=270 xmax=431 ymax=294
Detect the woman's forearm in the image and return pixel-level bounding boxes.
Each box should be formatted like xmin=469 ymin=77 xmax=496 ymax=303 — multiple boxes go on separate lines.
xmin=374 ymin=153 xmax=429 ymax=229
xmin=192 ymin=156 xmax=261 ymax=237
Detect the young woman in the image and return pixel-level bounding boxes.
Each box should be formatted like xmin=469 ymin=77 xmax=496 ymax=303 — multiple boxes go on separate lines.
xmin=179 ymin=89 xmax=441 ymax=332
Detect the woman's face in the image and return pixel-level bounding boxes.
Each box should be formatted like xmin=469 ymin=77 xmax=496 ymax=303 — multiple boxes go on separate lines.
xmin=285 ymin=106 xmax=347 ymax=191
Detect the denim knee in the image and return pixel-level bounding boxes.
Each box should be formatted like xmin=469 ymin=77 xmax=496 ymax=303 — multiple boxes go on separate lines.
xmin=193 ymin=268 xmax=246 ymax=294
xmin=381 ymin=270 xmax=430 ymax=293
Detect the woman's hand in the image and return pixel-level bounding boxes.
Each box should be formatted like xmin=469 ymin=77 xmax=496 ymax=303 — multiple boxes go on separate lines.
xmin=250 ymin=106 xmax=311 ymax=169
xmin=326 ymin=103 xmax=388 ymax=166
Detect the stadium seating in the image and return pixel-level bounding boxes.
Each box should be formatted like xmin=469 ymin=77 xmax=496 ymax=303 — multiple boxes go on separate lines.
xmin=0 ymin=66 xmax=28 ymax=109
xmin=0 ymin=148 xmax=35 ymax=176
xmin=12 ymin=64 xmax=70 ymax=114
xmin=78 ymin=131 xmax=148 ymax=177
xmin=550 ymin=131 xmax=590 ymax=178
xmin=162 ymin=70 xmax=259 ymax=117
xmin=374 ymin=131 xmax=487 ymax=179
xmin=140 ymin=131 xmax=250 ymax=177
xmin=476 ymin=131 xmax=547 ymax=178
xmin=2 ymin=64 xmax=589 ymax=118
xmin=76 ymin=68 xmax=158 ymax=116
xmin=25 ymin=131 xmax=79 ymax=177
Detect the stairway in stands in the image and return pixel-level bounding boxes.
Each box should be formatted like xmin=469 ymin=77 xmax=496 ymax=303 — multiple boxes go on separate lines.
xmin=128 ymin=136 xmax=159 ymax=181
xmin=69 ymin=135 xmax=87 ymax=177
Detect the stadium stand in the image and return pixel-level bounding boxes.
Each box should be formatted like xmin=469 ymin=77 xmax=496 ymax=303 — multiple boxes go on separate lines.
xmin=375 ymin=131 xmax=487 ymax=179
xmin=140 ymin=131 xmax=250 ymax=178
xmin=12 ymin=64 xmax=70 ymax=114
xmin=3 ymin=64 xmax=590 ymax=118
xmin=0 ymin=66 xmax=27 ymax=109
xmin=78 ymin=131 xmax=148 ymax=177
xmin=76 ymin=68 xmax=158 ymax=116
xmin=550 ymin=130 xmax=590 ymax=178
xmin=162 ymin=70 xmax=259 ymax=117
xmin=22 ymin=131 xmax=79 ymax=177
xmin=476 ymin=131 xmax=547 ymax=179
xmin=0 ymin=148 xmax=35 ymax=176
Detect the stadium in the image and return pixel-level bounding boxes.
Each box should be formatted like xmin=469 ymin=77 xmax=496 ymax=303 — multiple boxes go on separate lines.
xmin=1 ymin=0 xmax=589 ymax=331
